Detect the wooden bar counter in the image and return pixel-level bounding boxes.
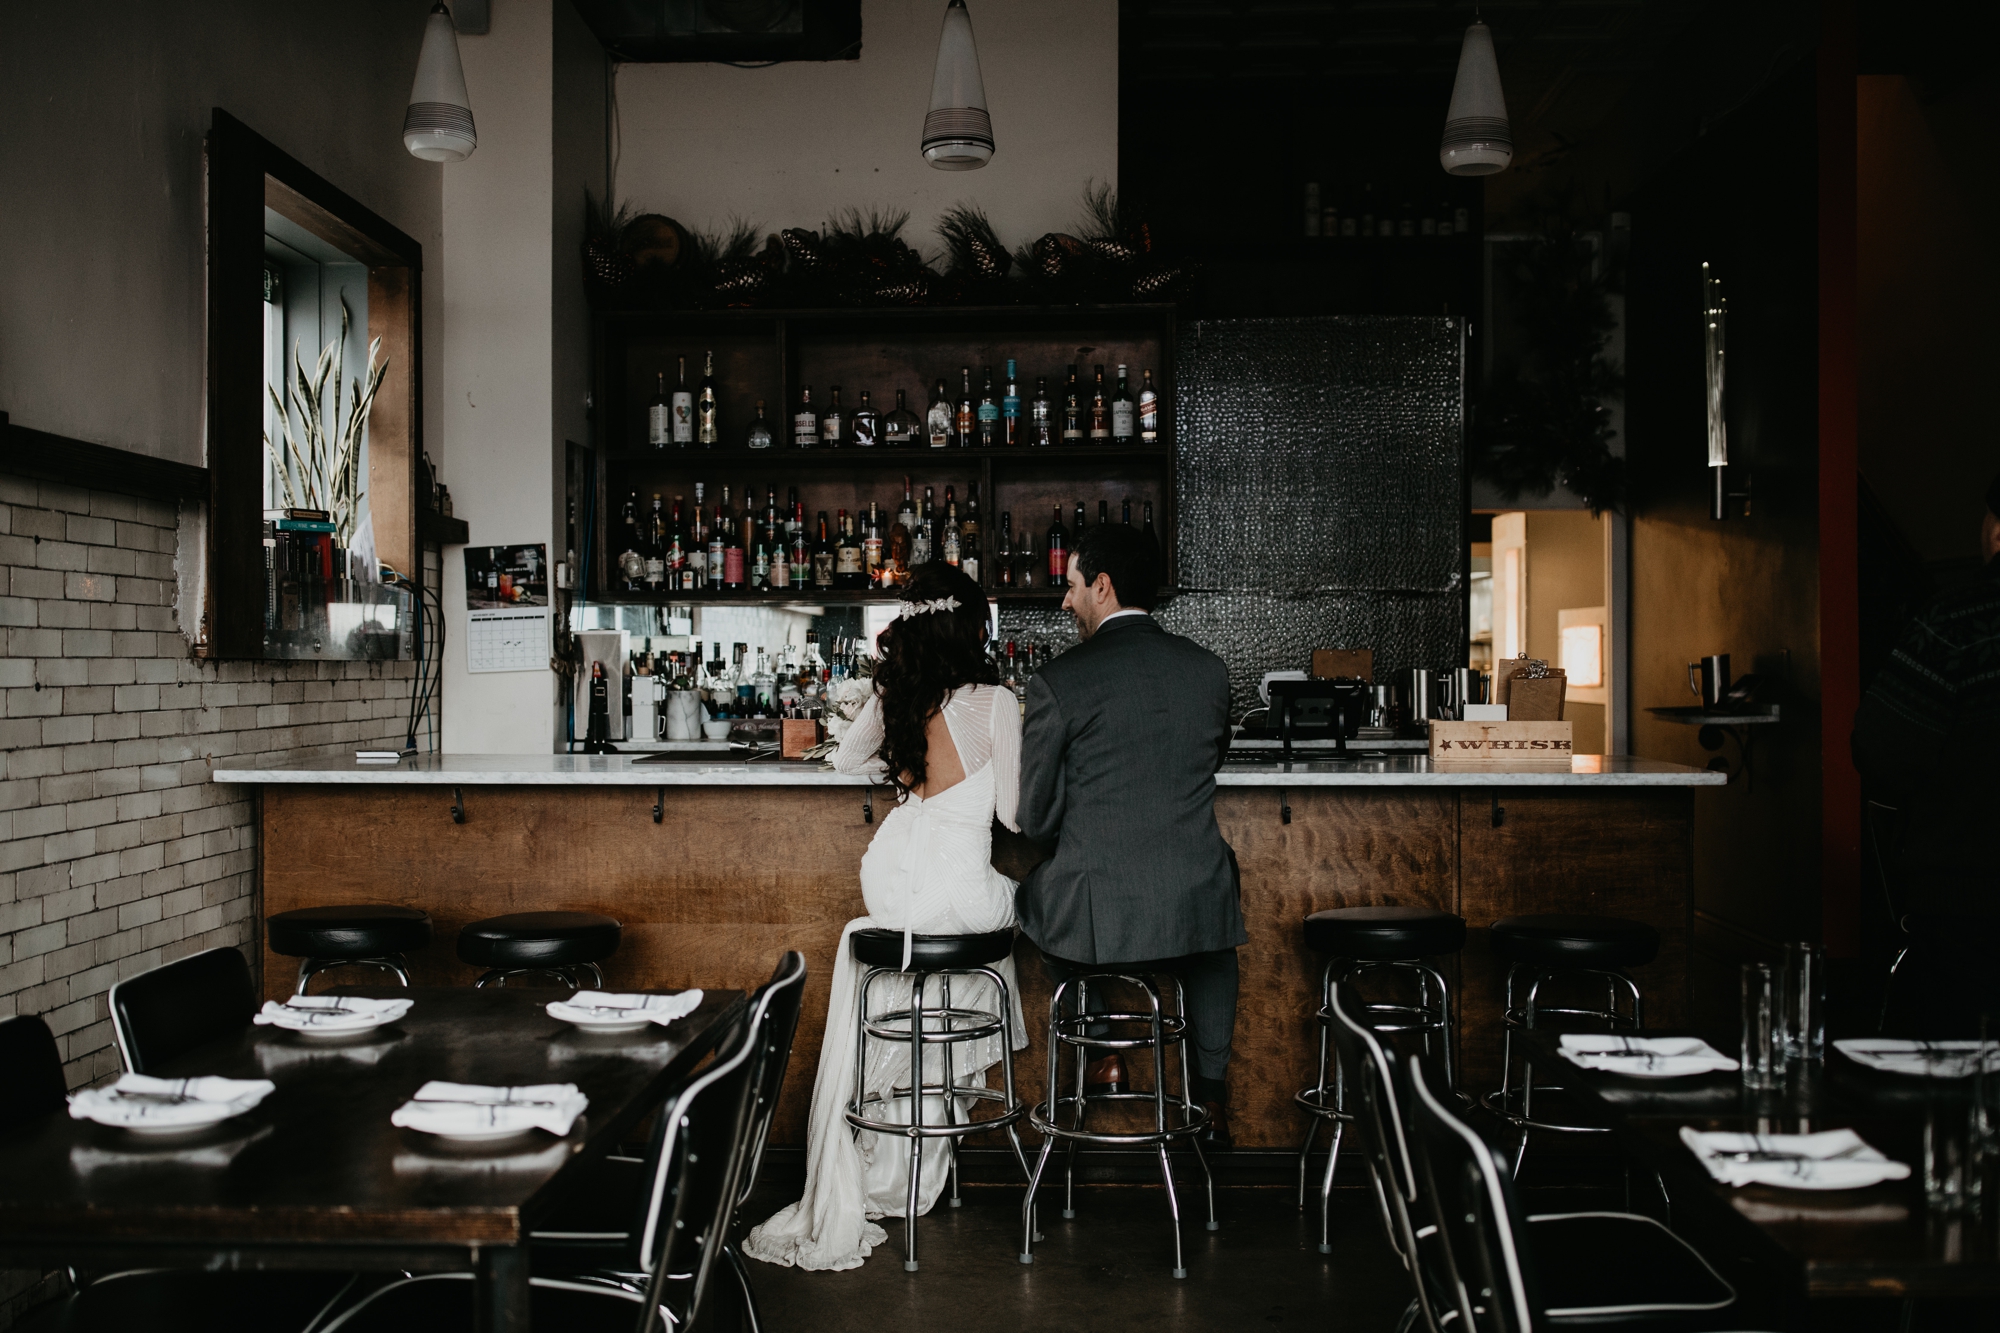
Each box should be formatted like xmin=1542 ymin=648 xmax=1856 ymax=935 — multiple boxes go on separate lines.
xmin=217 ymin=752 xmax=1722 ymax=1150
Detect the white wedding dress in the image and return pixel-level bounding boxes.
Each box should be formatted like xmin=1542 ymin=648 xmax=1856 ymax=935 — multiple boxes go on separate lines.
xmin=742 ymin=683 xmax=1027 ymax=1272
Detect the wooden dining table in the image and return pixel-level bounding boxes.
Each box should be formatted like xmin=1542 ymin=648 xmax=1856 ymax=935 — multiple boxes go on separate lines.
xmin=0 ymin=986 xmax=745 ymax=1333
xmin=1517 ymin=1028 xmax=2000 ymax=1318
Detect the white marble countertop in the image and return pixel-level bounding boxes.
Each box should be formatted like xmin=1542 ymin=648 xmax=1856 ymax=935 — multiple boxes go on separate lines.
xmin=213 ymin=752 xmax=1724 ymax=788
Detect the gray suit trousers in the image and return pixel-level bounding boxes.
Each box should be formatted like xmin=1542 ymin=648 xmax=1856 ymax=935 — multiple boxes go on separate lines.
xmin=1039 ymin=946 xmax=1238 ymax=1085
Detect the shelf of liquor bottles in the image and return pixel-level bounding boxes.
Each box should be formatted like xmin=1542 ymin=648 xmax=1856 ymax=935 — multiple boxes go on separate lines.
xmin=590 ymin=305 xmax=1178 ymax=602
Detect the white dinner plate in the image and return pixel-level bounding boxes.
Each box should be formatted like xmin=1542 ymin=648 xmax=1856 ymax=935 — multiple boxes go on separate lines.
xmin=558 ymin=1013 xmax=654 ymax=1034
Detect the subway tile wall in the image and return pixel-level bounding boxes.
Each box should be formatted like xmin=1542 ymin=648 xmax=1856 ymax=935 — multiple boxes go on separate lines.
xmin=0 ymin=470 xmax=433 ymax=1088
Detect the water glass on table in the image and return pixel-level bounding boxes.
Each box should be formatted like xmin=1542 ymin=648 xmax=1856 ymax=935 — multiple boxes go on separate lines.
xmin=1925 ymin=1097 xmax=1977 ymax=1214
xmin=1741 ymin=962 xmax=1785 ymax=1091
xmin=1781 ymin=941 xmax=1825 ymax=1064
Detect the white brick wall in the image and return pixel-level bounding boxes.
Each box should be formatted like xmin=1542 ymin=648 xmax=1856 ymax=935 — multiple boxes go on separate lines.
xmin=0 ymin=471 xmax=432 ymax=1087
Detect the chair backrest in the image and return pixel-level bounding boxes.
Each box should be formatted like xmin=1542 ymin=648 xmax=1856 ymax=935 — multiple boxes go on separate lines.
xmin=1329 ymin=984 xmax=1426 ymax=1268
xmin=733 ymin=951 xmax=807 ymax=1212
xmin=1406 ymin=1054 xmax=1541 ymax=1333
xmin=109 ymin=947 xmax=256 ymax=1074
xmin=0 ymin=1015 xmax=69 ymax=1127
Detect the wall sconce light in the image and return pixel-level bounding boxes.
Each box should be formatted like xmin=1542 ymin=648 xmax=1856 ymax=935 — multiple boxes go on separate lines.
xmin=1703 ymin=262 xmax=1750 ymax=519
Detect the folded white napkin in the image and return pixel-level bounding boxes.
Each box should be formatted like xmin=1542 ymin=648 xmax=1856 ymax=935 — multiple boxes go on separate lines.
xmin=1834 ymin=1039 xmax=2000 ymax=1079
xmin=1680 ymin=1127 xmax=1910 ymax=1190
xmin=390 ymin=1081 xmax=588 ymax=1137
xmin=68 ymin=1074 xmax=275 ymax=1129
xmin=545 ymin=990 xmax=704 ymax=1027
xmin=255 ymin=996 xmax=414 ymax=1033
xmin=1559 ymin=1034 xmax=1739 ymax=1077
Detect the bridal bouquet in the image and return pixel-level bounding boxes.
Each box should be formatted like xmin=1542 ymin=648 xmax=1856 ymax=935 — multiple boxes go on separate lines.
xmin=803 ymin=675 xmax=876 ymax=762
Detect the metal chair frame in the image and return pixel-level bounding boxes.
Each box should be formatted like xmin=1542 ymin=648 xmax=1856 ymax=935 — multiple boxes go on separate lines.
xmin=1482 ymin=961 xmax=1644 ymax=1174
xmin=1021 ymin=972 xmax=1217 ymax=1279
xmin=1295 ymin=956 xmax=1455 ymax=1254
xmin=844 ymin=961 xmax=1033 ymax=1273
xmin=293 ymin=953 xmax=415 ymax=996
xmin=473 ymin=961 xmax=607 ymax=990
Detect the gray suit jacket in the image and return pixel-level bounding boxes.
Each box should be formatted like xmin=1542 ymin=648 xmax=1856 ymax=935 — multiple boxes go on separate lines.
xmin=1015 ymin=614 xmax=1245 ymax=964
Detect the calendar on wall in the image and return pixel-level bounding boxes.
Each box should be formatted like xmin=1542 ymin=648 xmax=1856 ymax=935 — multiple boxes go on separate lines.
xmin=466 ymin=608 xmax=549 ymax=674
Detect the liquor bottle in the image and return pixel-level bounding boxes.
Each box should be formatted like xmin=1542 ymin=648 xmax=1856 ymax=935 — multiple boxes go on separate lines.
xmin=745 ymin=399 xmax=773 ymax=450
xmin=1111 ymin=365 xmax=1136 ymax=444
xmin=696 ymin=351 xmax=719 ymax=447
xmin=851 ymin=390 xmax=879 ymax=447
xmin=1139 ymin=369 xmax=1159 ymax=444
xmin=927 ymin=378 xmax=952 ymax=448
xmin=927 ymin=486 xmax=944 ymax=563
xmin=666 ymin=496 xmax=687 ymax=587
xmin=1017 ymin=529 xmax=1035 ymax=589
xmin=789 ymin=513 xmax=809 ymax=585
xmin=708 ymin=495 xmax=727 ymax=590
xmin=1142 ymin=500 xmax=1159 ymax=564
xmin=769 ymin=516 xmax=790 ymax=589
xmin=896 ymin=477 xmax=919 ymax=535
xmin=977 ymin=366 xmax=999 ymax=447
xmin=1061 ymin=365 xmax=1082 ymax=444
xmin=1074 ymin=500 xmax=1088 ymax=546
xmin=942 ymin=494 xmax=961 ymax=567
xmin=883 ymin=389 xmax=920 ymax=448
xmin=785 ymin=489 xmax=802 ymax=540
xmin=811 ymin=512 xmax=835 ymax=589
xmin=1030 ymin=376 xmax=1053 ymax=447
xmin=1004 ymin=641 xmax=1020 ymax=695
xmin=1088 ymin=365 xmax=1110 ymax=442
xmin=649 ymin=370 xmax=672 ymax=448
xmin=955 ymin=368 xmax=974 ymax=448
xmin=1097 ymin=500 xmax=1110 ymax=530
xmin=794 ymin=386 xmax=817 ymax=448
xmin=886 ymin=509 xmax=912 ymax=586
xmin=910 ymin=493 xmax=932 ymax=567
xmin=1122 ymin=497 xmax=1133 ymax=526
xmin=644 ymin=494 xmax=667 ymax=589
xmin=751 ymin=537 xmax=769 ymax=590
xmin=997 ymin=510 xmax=1015 ymax=588
xmin=960 ymin=483 xmax=982 ymax=583
xmin=820 ymin=385 xmax=845 ymax=449
xmin=835 ymin=509 xmax=865 ymax=588
xmin=1002 ymin=359 xmax=1021 ymax=447
xmin=619 ymin=493 xmax=643 ymax=591
xmin=863 ymin=502 xmax=884 ymax=584
xmin=1046 ymin=506 xmax=1068 ymax=584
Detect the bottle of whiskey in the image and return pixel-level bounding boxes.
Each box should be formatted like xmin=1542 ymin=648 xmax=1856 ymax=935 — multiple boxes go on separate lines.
xmin=883 ymin=389 xmax=920 ymax=448
xmin=942 ymin=497 xmax=961 ymax=568
xmin=650 ymin=371 xmax=672 ymax=448
xmin=789 ymin=510 xmax=809 ymax=585
xmin=1111 ymin=365 xmax=1136 ymax=444
xmin=886 ymin=508 xmax=912 ymax=587
xmin=1088 ymin=366 xmax=1110 ymax=443
xmin=1061 ymin=365 xmax=1082 ymax=444
xmin=912 ymin=487 xmax=934 ymax=566
xmin=751 ymin=536 xmax=769 ymax=590
xmin=685 ymin=483 xmax=707 ymax=588
xmin=708 ymin=491 xmax=729 ymax=590
xmin=1138 ymin=368 xmax=1159 ymax=443
xmin=960 ymin=483 xmax=982 ymax=583
xmin=820 ymin=385 xmax=845 ymax=449
xmin=997 ymin=510 xmax=1015 ymax=588
xmin=745 ymin=399 xmax=773 ymax=450
xmin=1030 ymin=376 xmax=1053 ymax=447
xmin=794 ymin=386 xmax=817 ymax=448
xmin=768 ymin=515 xmax=790 ymax=589
xmin=863 ymin=502 xmax=884 ymax=584
xmin=1002 ymin=360 xmax=1021 ymax=447
xmin=897 ymin=477 xmax=919 ymax=535
xmin=666 ymin=496 xmax=687 ymax=587
xmin=644 ymin=494 xmax=667 ymax=589
xmin=927 ymin=379 xmax=952 ymax=448
xmin=977 ymin=366 xmax=999 ymax=447
xmin=1047 ymin=505 xmax=1070 ymax=585
xmin=811 ymin=512 xmax=835 ymax=590
xmin=835 ymin=509 xmax=865 ymax=588
xmin=955 ymin=368 xmax=975 ymax=448
xmin=851 ymin=390 xmax=879 ymax=448
xmin=697 ymin=351 xmax=719 ymax=447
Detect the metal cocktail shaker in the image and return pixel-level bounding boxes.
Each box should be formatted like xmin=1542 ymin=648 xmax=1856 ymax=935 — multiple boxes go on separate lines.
xmin=1403 ymin=669 xmax=1438 ymax=730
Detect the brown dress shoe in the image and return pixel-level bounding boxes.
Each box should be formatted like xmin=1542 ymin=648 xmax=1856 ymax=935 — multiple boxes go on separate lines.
xmin=1085 ymin=1053 xmax=1127 ymax=1096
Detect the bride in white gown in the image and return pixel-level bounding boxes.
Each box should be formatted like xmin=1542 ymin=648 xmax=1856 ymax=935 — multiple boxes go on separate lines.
xmin=743 ymin=565 xmax=1028 ymax=1273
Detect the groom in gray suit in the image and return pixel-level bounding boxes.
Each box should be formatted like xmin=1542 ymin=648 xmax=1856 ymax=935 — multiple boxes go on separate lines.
xmin=1015 ymin=523 xmax=1245 ymax=1146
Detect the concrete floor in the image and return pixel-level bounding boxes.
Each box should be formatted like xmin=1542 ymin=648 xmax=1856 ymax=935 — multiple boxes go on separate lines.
xmin=736 ymin=1180 xmax=1411 ymax=1333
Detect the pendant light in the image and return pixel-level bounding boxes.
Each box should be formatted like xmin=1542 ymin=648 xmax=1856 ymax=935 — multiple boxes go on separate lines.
xmin=1439 ymin=19 xmax=1510 ymax=176
xmin=922 ymin=0 xmax=993 ymax=171
xmin=404 ymin=2 xmax=477 ymax=163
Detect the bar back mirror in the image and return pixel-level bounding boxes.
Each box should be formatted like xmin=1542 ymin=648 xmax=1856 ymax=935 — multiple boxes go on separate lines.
xmin=204 ymin=108 xmax=423 ymax=660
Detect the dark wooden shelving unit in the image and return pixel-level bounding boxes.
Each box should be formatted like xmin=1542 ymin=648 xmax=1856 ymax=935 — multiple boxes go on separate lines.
xmin=589 ymin=305 xmax=1178 ymax=606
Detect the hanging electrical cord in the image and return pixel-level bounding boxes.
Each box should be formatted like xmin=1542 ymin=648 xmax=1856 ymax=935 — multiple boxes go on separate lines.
xmin=388 ymin=571 xmax=445 ymax=753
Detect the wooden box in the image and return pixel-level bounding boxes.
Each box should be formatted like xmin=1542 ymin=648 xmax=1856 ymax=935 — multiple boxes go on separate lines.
xmin=1428 ymin=720 xmax=1574 ymax=761
xmin=781 ymin=718 xmax=825 ymax=760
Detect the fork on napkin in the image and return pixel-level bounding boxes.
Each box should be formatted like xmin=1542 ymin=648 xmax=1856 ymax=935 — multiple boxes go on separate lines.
xmin=1833 ymin=1039 xmax=1999 ymax=1079
xmin=68 ymin=1074 xmax=275 ymax=1129
xmin=545 ymin=990 xmax=704 ymax=1027
xmin=390 ymin=1081 xmax=589 ymax=1137
xmin=1559 ymin=1035 xmax=1739 ymax=1076
xmin=256 ymin=996 xmax=413 ymax=1032
xmin=1680 ymin=1127 xmax=1910 ymax=1190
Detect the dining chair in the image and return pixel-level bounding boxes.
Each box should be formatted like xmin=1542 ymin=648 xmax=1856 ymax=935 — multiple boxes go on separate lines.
xmin=0 ymin=1015 xmax=69 ymax=1128
xmin=1403 ymin=1053 xmax=1769 ymax=1333
xmin=108 ymin=946 xmax=257 ymax=1074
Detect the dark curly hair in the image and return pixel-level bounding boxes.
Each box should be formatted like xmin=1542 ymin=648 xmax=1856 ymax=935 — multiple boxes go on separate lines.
xmin=871 ymin=563 xmax=998 ymax=797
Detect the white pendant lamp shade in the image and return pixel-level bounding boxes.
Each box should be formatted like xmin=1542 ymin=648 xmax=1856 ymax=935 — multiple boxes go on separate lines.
xmin=1440 ymin=21 xmax=1510 ymax=176
xmin=404 ymin=3 xmax=476 ymax=163
xmin=922 ymin=0 xmax=992 ymax=171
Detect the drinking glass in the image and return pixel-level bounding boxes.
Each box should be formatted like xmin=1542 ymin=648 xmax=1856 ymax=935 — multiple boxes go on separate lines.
xmin=1926 ymin=1097 xmax=1976 ymax=1215
xmin=1782 ymin=941 xmax=1826 ymax=1064
xmin=1740 ymin=963 xmax=1784 ymax=1091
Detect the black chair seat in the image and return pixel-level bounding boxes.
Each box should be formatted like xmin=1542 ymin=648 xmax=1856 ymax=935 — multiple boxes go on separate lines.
xmin=1490 ymin=914 xmax=1660 ymax=970
xmin=1304 ymin=907 xmax=1466 ymax=960
xmin=851 ymin=927 xmax=1015 ymax=970
xmin=1527 ymin=1212 xmax=1737 ymax=1322
xmin=267 ymin=904 xmax=432 ymax=960
xmin=457 ymin=912 xmax=622 ymax=969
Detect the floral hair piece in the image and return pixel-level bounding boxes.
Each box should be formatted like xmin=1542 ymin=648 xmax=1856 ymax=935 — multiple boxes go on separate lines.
xmin=897 ymin=595 xmax=961 ymax=619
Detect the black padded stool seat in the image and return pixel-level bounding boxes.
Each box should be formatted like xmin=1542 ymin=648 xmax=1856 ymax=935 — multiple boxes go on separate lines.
xmin=1304 ymin=907 xmax=1466 ymax=960
xmin=1489 ymin=914 xmax=1660 ymax=970
xmin=267 ymin=904 xmax=432 ymax=959
xmin=851 ymin=928 xmax=1014 ymax=971
xmin=457 ymin=912 xmax=622 ymax=969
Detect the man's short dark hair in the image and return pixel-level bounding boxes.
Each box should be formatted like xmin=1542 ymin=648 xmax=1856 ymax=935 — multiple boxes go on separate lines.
xmin=1074 ymin=522 xmax=1161 ymax=611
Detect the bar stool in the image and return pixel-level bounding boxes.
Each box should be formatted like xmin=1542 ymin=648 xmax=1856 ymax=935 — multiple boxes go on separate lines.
xmin=844 ymin=927 xmax=1031 ymax=1273
xmin=1481 ymin=913 xmax=1660 ymax=1172
xmin=1295 ymin=905 xmax=1466 ymax=1254
xmin=266 ymin=904 xmax=432 ymax=995
xmin=457 ymin=911 xmax=622 ymax=988
xmin=1022 ymin=970 xmax=1216 ymax=1279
